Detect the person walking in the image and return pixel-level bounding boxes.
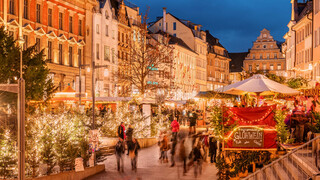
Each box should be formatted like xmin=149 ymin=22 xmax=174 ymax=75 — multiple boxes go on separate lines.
xmin=126 ymin=125 xmax=134 ymax=155
xmin=171 ymin=117 xmax=180 ymax=141
xmin=209 ymin=136 xmax=217 ymax=163
xmin=188 ymin=110 xmax=198 ymax=134
xmin=129 ymin=138 xmax=140 ymax=172
xmin=179 ymin=139 xmax=187 ymax=175
xmin=170 ymin=137 xmax=178 ymax=167
xmin=115 ymin=140 xmax=125 ymax=172
xmin=160 ymin=134 xmax=169 ymax=163
xmin=193 ymin=143 xmax=203 ymax=178
xmin=117 ymin=122 xmax=126 ymax=141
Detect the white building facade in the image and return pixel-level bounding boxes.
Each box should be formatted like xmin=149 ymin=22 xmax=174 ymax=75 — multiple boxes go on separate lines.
xmin=92 ymin=0 xmax=118 ymax=97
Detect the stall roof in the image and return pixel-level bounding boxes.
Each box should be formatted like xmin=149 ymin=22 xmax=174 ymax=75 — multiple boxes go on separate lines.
xmin=88 ymin=97 xmax=132 ymax=102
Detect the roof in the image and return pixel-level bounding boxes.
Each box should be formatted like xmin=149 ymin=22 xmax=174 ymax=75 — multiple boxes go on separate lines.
xmin=110 ymin=0 xmax=120 ymax=15
xmin=149 ymin=12 xmax=203 ymax=39
xmin=153 ymin=30 xmax=196 ymax=53
xmin=205 ymin=30 xmax=224 ymax=48
xmin=228 ymin=52 xmax=248 ymax=72
xmin=296 ymin=1 xmax=312 ymax=22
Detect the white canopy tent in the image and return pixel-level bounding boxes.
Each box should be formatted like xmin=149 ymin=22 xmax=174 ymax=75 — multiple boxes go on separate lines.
xmin=214 ymin=74 xmax=300 ymax=96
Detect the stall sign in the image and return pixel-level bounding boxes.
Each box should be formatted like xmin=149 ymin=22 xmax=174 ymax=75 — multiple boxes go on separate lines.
xmin=232 ymin=127 xmax=264 ymax=148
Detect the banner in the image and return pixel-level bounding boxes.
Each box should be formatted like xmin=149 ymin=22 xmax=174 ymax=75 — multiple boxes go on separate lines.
xmin=224 ymin=105 xmax=277 ymax=149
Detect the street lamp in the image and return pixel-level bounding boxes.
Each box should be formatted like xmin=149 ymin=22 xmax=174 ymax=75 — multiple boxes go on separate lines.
xmin=91 ymin=61 xmax=108 ymax=130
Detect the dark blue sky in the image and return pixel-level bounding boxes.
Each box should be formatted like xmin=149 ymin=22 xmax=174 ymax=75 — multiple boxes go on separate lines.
xmin=129 ymin=0 xmax=291 ymax=52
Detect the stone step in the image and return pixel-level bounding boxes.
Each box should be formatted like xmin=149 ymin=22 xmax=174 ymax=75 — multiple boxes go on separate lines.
xmin=273 ymin=162 xmax=291 ymax=180
xmin=290 ymin=153 xmax=318 ymax=178
xmin=280 ymin=157 xmax=305 ymax=180
xmin=264 ymin=166 xmax=277 ymax=180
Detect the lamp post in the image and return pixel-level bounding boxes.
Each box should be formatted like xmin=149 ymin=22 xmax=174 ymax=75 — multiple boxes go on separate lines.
xmin=18 ymin=0 xmax=25 ymax=179
xmin=91 ymin=61 xmax=108 ymax=130
xmin=78 ymin=58 xmax=90 ymax=106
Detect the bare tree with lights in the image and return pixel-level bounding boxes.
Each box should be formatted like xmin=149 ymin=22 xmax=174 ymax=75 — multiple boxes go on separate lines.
xmin=117 ymin=11 xmax=174 ymax=96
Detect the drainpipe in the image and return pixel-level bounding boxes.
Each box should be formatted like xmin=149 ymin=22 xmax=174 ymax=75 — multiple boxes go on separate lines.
xmin=307 ymin=11 xmax=313 ymax=81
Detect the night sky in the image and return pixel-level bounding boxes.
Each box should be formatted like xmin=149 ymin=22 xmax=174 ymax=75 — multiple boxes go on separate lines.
xmin=129 ymin=0 xmax=291 ymax=53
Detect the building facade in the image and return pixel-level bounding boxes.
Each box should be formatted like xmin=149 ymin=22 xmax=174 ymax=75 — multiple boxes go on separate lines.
xmin=92 ymin=0 xmax=118 ymax=97
xmin=0 ymin=0 xmax=96 ymax=96
xmin=149 ymin=8 xmax=207 ymax=92
xmin=111 ymin=0 xmax=141 ymax=96
xmin=243 ymin=29 xmax=286 ymax=76
xmin=229 ymin=52 xmax=248 ymax=84
xmin=314 ymin=0 xmax=320 ymax=81
xmin=206 ymin=30 xmax=231 ymax=91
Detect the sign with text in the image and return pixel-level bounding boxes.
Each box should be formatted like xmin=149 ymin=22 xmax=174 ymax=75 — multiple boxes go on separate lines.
xmin=232 ymin=127 xmax=264 ymax=148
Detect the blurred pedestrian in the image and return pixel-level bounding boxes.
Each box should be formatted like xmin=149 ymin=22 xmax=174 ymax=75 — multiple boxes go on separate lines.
xmin=188 ymin=110 xmax=198 ymax=134
xmin=209 ymin=136 xmax=217 ymax=163
xmin=129 ymin=138 xmax=140 ymax=172
xmin=160 ymin=134 xmax=169 ymax=163
xmin=117 ymin=122 xmax=126 ymax=141
xmin=171 ymin=117 xmax=180 ymax=141
xmin=115 ymin=140 xmax=125 ymax=172
xmin=193 ymin=143 xmax=203 ymax=178
xmin=179 ymin=139 xmax=187 ymax=175
xmin=126 ymin=125 xmax=134 ymax=155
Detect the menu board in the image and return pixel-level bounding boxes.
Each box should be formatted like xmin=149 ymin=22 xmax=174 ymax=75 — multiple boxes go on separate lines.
xmin=232 ymin=127 xmax=264 ymax=148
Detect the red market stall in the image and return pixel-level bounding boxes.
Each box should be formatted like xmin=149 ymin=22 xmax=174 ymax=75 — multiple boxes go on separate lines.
xmin=224 ymin=105 xmax=277 ymax=150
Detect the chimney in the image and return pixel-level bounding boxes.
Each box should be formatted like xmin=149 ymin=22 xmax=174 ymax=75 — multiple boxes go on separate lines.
xmin=163 ymin=7 xmax=167 ymax=32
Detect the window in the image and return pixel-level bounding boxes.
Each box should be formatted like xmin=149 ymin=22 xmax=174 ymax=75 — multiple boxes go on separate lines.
xmin=274 ymin=53 xmax=277 ymax=59
xmin=173 ymin=33 xmax=176 ymax=37
xmin=48 ymin=9 xmax=53 ymax=26
xmin=277 ymin=64 xmax=281 ymax=70
xmin=263 ymin=45 xmax=267 ymax=48
xmin=59 ymin=44 xmax=63 ymax=65
xmin=267 ymin=54 xmax=269 ymax=59
xmin=105 ymin=25 xmax=108 ymax=36
xmin=122 ymin=33 xmax=124 ymax=43
xmin=270 ymin=64 xmax=274 ymax=70
xmin=173 ymin=22 xmax=176 ymax=30
xmin=263 ymin=64 xmax=266 ymax=70
xmin=112 ymin=48 xmax=115 ymax=63
xmin=36 ymin=4 xmax=41 ymax=23
xmin=249 ymin=65 xmax=252 ymax=71
xmin=252 ymin=54 xmax=255 ymax=59
xmin=59 ymin=13 xmax=63 ymax=30
xmin=112 ymin=30 xmax=115 ymax=39
xmin=48 ymin=41 xmax=52 ymax=61
xmin=23 ymin=35 xmax=28 ymax=50
xmin=69 ymin=47 xmax=73 ymax=67
xmin=159 ymin=22 xmax=161 ymax=26
xmin=78 ymin=49 xmax=82 ymax=65
xmin=256 ymin=65 xmax=259 ymax=70
xmin=69 ymin=17 xmax=73 ymax=33
xmin=104 ymin=46 xmax=110 ymax=61
xmin=23 ymin=0 xmax=28 ymax=19
xmin=96 ymin=44 xmax=100 ymax=59
xmin=36 ymin=38 xmax=41 ymax=52
xmin=260 ymin=54 xmax=262 ymax=59
xmin=9 ymin=0 xmax=14 ymax=14
xmin=79 ymin=20 xmax=82 ymax=36
xmin=96 ymin=24 xmax=99 ymax=34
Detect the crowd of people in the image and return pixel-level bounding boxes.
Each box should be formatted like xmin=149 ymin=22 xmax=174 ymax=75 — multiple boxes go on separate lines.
xmin=114 ymin=112 xmax=219 ymax=178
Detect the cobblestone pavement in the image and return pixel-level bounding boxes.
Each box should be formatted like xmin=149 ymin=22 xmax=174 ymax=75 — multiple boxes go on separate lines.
xmin=86 ymin=143 xmax=218 ymax=180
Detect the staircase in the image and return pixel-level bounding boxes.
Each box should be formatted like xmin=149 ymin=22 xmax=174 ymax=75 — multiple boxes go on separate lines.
xmin=244 ymin=136 xmax=320 ymax=180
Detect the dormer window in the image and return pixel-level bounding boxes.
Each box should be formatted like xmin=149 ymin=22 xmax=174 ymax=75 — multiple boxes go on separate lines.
xmin=263 ymin=45 xmax=267 ymax=48
xmin=105 ymin=11 xmax=109 ymax=19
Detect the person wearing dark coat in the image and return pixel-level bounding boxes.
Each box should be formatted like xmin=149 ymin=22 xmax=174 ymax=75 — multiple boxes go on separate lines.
xmin=129 ymin=138 xmax=140 ymax=172
xmin=117 ymin=122 xmax=126 ymax=141
xmin=115 ymin=140 xmax=125 ymax=172
xmin=209 ymin=136 xmax=217 ymax=163
xmin=126 ymin=125 xmax=134 ymax=155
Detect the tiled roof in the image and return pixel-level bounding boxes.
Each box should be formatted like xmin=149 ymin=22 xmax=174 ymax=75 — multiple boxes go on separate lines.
xmin=205 ymin=30 xmax=224 ymax=48
xmin=297 ymin=1 xmax=312 ymax=22
xmin=228 ymin=52 xmax=248 ymax=72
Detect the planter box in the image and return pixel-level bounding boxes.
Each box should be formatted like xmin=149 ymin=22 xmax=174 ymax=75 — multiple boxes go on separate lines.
xmin=31 ymin=165 xmax=105 ymax=180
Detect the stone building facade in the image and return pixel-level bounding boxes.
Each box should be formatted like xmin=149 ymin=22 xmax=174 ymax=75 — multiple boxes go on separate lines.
xmin=0 ymin=0 xmax=96 ymax=95
xmin=206 ymin=30 xmax=230 ymax=91
xmin=148 ymin=8 xmax=207 ymax=92
xmin=243 ymin=29 xmax=286 ymax=76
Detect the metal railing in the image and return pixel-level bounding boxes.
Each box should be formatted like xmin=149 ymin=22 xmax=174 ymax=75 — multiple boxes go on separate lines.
xmin=244 ymin=135 xmax=320 ymax=180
